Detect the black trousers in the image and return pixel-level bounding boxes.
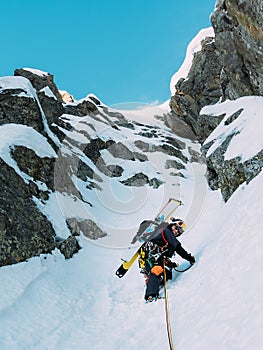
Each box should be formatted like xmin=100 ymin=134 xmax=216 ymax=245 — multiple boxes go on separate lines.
xmin=144 ymin=268 xmax=172 ymax=300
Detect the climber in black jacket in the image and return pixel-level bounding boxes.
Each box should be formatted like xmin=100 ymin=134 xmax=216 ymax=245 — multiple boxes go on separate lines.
xmin=143 ymin=220 xmax=195 ymax=302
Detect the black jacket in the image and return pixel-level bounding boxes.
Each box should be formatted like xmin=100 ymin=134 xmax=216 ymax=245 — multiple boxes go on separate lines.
xmin=151 ymin=226 xmax=193 ymax=262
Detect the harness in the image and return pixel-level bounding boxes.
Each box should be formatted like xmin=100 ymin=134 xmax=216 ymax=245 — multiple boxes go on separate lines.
xmin=138 ymin=229 xmax=169 ymax=274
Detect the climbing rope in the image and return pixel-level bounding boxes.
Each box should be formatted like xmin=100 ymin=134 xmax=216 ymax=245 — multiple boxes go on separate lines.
xmin=163 ymin=264 xmax=175 ymax=350
xmin=173 ymin=263 xmax=193 ymax=273
xmin=162 ymin=262 xmax=193 ymax=349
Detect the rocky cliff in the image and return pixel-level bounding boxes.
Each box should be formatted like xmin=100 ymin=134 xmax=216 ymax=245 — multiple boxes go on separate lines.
xmin=170 ymin=0 xmax=263 ymax=201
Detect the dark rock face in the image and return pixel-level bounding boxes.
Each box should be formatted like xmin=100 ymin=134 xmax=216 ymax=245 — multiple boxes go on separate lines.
xmin=14 ymin=68 xmax=63 ymax=102
xmin=0 ymin=158 xmax=56 ymax=267
xmin=14 ymin=69 xmax=65 ymax=131
xmin=64 ymin=99 xmax=99 ymax=117
xmin=38 ymin=91 xmax=65 ymax=126
xmin=211 ymin=0 xmax=263 ymax=99
xmin=201 ymin=0 xmax=263 ymax=201
xmin=196 ymin=112 xmax=226 ymax=144
xmin=0 ymin=69 xmax=92 ymax=266
xmin=76 ymin=159 xmax=103 ymax=183
xmin=83 ymin=138 xmax=115 ymax=164
xmin=203 ymin=138 xmax=263 ymax=202
xmin=134 ymin=140 xmax=188 ymax=163
xmin=168 ymin=0 xmax=263 ymax=202
xmin=165 ymin=159 xmax=186 ymax=170
xmin=163 ymin=113 xmax=197 ymax=141
xmin=170 ymin=0 xmax=263 ymax=143
xmin=66 ymin=218 xmax=106 ymax=240
xmin=0 ymin=143 xmax=82 ymax=266
xmin=107 ymin=142 xmax=136 ymax=160
xmin=170 ymin=37 xmax=222 ymax=138
xmin=11 ymin=146 xmax=55 ymax=191
xmin=0 ymin=83 xmax=45 ymax=133
xmin=201 ymin=100 xmax=263 ymax=202
xmin=121 ymin=173 xmax=164 ymax=189
xmin=55 ymin=235 xmax=81 ymax=259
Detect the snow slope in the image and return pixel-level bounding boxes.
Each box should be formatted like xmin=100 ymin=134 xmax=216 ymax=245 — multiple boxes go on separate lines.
xmin=0 ymin=101 xmax=262 ymax=350
xmin=202 ymin=96 xmax=263 ymax=161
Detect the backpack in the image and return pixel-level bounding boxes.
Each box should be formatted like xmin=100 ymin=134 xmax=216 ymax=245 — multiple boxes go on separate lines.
xmin=138 ymin=241 xmax=163 ymax=275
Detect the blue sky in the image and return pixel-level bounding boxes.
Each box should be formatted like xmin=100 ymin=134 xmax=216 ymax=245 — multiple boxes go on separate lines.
xmin=2 ymin=0 xmax=216 ymax=106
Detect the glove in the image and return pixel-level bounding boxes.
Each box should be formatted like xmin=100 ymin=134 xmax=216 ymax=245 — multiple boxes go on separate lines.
xmin=170 ymin=262 xmax=179 ymax=268
xmin=164 ymin=258 xmax=178 ymax=268
xmin=189 ymin=255 xmax=195 ymax=265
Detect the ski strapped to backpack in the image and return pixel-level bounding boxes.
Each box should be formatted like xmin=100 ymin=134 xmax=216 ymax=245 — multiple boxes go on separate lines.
xmin=131 ymin=198 xmax=183 ymax=244
xmin=115 ymin=198 xmax=183 ymax=278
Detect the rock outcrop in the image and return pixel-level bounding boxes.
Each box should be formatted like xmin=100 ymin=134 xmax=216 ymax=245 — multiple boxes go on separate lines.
xmin=211 ymin=0 xmax=263 ymax=99
xmin=0 ymin=158 xmax=56 ymax=266
xmin=200 ymin=97 xmax=263 ymax=201
xmin=170 ymin=0 xmax=263 ymax=143
xmin=170 ymin=36 xmax=222 ymax=139
xmin=0 ymin=69 xmax=105 ymax=266
xmin=169 ymin=0 xmax=263 ymax=201
xmin=203 ymin=131 xmax=263 ymax=202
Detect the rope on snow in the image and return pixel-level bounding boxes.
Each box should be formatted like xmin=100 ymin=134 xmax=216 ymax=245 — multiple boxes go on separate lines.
xmin=163 ymin=264 xmax=175 ymax=350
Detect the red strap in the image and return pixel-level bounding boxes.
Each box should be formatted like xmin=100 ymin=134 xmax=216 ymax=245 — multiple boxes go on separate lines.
xmin=162 ymin=229 xmax=168 ymax=247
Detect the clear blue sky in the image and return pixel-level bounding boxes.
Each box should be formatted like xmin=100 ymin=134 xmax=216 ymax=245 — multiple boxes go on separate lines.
xmin=1 ymin=0 xmax=216 ymax=106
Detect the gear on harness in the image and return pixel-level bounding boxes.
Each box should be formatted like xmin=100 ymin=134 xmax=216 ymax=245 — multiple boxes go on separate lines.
xmin=138 ymin=241 xmax=163 ymax=275
xmin=138 ymin=241 xmax=176 ymax=277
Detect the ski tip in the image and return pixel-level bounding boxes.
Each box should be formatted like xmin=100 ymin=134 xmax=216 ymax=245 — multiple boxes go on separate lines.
xmin=115 ymin=265 xmax=128 ymax=278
